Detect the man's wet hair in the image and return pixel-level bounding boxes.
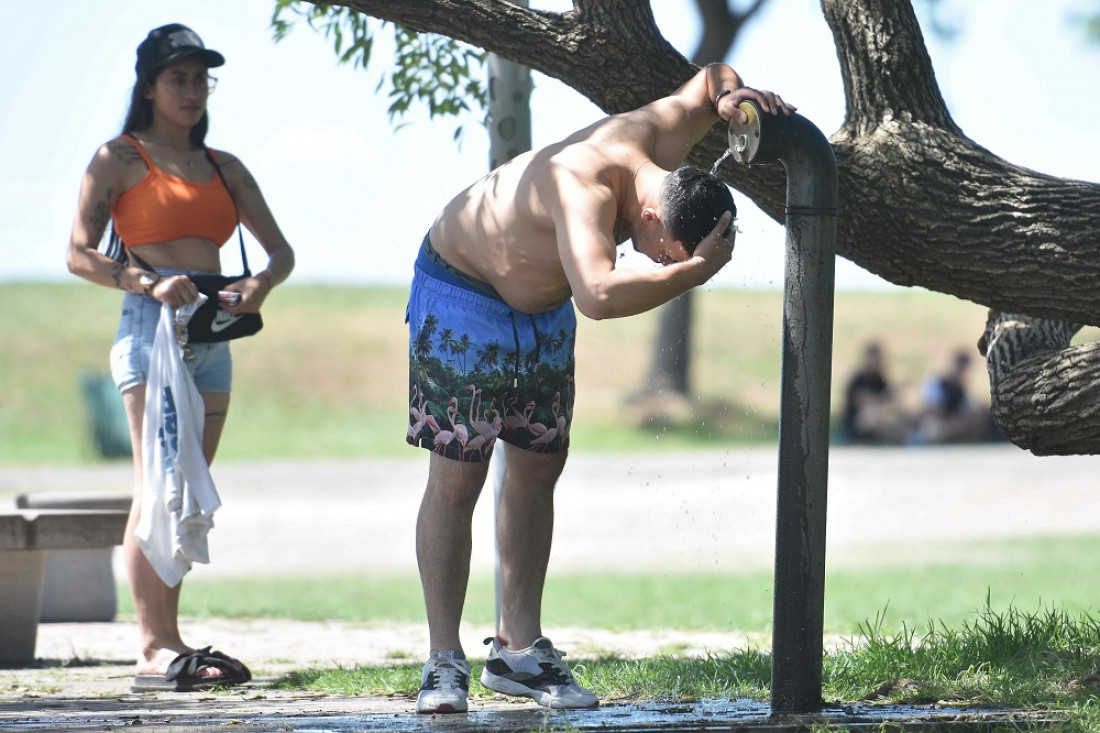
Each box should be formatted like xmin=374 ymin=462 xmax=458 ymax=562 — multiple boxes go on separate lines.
xmin=659 ymin=166 xmax=736 ymax=254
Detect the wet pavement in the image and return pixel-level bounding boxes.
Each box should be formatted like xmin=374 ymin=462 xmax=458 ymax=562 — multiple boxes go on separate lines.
xmin=0 ymin=691 xmax=1061 ymax=732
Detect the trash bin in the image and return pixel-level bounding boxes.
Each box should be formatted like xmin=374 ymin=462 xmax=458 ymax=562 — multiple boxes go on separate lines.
xmin=80 ymin=371 xmax=131 ymax=458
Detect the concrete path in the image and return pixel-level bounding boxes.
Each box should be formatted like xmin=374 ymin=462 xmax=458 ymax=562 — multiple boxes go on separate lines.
xmin=2 ymin=444 xmax=1098 ymax=578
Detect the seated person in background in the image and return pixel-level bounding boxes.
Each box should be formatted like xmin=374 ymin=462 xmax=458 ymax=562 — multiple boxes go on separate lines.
xmin=841 ymin=341 xmax=911 ymax=444
xmin=913 ymin=348 xmax=991 ymax=443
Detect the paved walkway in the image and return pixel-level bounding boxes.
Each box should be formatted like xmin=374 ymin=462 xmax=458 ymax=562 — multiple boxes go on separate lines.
xmin=3 ymin=444 xmax=1098 ymax=577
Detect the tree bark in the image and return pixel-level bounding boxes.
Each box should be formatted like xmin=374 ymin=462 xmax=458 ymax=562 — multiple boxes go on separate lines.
xmin=319 ymin=0 xmax=1100 ymax=454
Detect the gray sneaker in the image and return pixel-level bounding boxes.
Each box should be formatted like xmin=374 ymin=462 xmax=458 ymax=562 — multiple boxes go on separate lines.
xmin=480 ymin=636 xmax=598 ymax=709
xmin=416 ymin=652 xmax=470 ymax=714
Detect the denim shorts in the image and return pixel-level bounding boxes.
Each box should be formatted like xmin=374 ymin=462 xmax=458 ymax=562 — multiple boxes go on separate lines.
xmin=110 ymin=269 xmax=232 ymax=394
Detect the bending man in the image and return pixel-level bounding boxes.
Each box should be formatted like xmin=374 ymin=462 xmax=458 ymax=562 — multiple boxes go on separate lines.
xmin=406 ymin=62 xmax=794 ymax=713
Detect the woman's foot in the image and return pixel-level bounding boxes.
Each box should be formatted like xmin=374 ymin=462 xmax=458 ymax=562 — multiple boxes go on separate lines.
xmin=132 ymin=646 xmax=251 ymax=692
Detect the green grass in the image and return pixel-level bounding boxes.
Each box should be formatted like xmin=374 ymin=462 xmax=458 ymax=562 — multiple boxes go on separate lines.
xmin=265 ymin=602 xmax=1100 ymax=729
xmin=12 ymin=280 xmax=1090 ymax=464
xmin=120 ymin=534 xmax=1100 ymax=636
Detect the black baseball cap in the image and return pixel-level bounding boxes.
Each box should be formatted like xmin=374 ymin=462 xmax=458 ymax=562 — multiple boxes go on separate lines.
xmin=135 ymin=24 xmax=225 ymax=79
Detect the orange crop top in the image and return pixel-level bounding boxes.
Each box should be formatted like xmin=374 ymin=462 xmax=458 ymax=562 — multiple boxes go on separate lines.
xmin=111 ymin=135 xmax=237 ymax=248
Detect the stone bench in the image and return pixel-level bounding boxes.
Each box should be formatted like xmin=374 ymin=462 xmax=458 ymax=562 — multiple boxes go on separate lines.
xmin=15 ymin=492 xmax=131 ymax=624
xmin=0 ymin=504 xmax=128 ymax=665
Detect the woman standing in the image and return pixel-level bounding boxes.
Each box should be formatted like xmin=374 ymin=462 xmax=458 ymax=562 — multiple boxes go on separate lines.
xmin=66 ymin=24 xmax=295 ymax=691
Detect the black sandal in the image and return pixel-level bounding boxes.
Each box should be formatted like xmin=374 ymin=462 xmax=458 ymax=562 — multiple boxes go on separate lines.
xmin=131 ymin=646 xmax=252 ymax=692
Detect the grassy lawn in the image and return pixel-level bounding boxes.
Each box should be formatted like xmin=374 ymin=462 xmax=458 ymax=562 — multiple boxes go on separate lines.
xmin=123 ymin=535 xmax=1100 ymax=635
xmin=10 ymin=281 xmax=1096 ymax=464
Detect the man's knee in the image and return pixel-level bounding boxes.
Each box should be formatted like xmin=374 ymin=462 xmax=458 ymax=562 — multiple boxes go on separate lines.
xmin=425 ymin=454 xmax=490 ymax=510
xmin=500 ymin=446 xmax=568 ymax=491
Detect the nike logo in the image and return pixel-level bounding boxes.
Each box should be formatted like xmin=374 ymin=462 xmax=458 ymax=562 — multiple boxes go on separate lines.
xmin=210 ymin=310 xmax=245 ymax=333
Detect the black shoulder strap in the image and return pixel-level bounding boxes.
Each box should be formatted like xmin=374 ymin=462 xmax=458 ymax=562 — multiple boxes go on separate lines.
xmin=204 ymin=148 xmax=250 ymax=276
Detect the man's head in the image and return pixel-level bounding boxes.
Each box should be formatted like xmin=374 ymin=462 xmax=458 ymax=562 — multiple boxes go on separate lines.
xmin=863 ymin=342 xmax=885 ymax=372
xmin=950 ymin=349 xmax=972 ymax=376
xmin=659 ymin=166 xmax=736 ymax=255
xmin=631 ymin=164 xmax=736 ymax=266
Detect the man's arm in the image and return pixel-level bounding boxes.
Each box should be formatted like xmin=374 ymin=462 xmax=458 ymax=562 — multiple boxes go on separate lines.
xmin=703 ymin=63 xmax=794 ymax=123
xmin=552 ymin=168 xmax=732 ymax=321
xmin=640 ymin=64 xmax=796 ymax=170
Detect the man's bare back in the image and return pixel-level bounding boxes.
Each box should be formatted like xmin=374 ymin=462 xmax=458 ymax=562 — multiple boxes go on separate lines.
xmin=427 ymin=121 xmax=637 ymax=313
xmin=426 ymin=64 xmax=794 ymax=317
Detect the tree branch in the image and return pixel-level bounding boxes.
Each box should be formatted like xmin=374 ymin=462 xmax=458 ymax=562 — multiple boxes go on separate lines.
xmin=822 ymin=0 xmax=955 ymax=136
xmin=979 ymin=311 xmax=1098 ymax=455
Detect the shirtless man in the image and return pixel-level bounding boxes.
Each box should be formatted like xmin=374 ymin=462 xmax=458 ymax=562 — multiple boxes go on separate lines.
xmin=407 ymin=63 xmax=794 ymax=714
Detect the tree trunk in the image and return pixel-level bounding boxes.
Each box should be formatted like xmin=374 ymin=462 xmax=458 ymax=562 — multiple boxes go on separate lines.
xmin=642 ymin=0 xmax=767 ymax=402
xmin=324 ymin=0 xmax=1100 ymax=454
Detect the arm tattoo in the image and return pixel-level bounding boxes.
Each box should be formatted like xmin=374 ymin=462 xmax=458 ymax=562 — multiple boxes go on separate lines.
xmin=219 ymin=155 xmax=259 ymax=192
xmin=110 ymin=262 xmax=125 ymax=290
xmin=89 ymin=187 xmax=113 ymax=240
xmin=107 ymin=139 xmax=145 ymax=167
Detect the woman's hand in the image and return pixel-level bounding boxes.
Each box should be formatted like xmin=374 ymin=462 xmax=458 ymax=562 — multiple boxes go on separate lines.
xmin=149 ymin=274 xmax=201 ymax=309
xmin=219 ymin=273 xmax=271 ymax=314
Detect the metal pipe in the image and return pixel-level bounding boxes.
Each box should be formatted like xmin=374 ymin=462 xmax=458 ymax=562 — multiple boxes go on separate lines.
xmin=728 ymin=102 xmax=838 ymax=714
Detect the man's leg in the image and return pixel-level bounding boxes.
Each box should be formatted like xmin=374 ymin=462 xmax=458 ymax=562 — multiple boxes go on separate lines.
xmin=480 ymin=443 xmax=597 ymax=708
xmin=416 ymin=452 xmax=489 ymax=713
xmin=417 ymin=452 xmax=491 ymax=656
xmin=495 ymin=443 xmax=567 ymax=648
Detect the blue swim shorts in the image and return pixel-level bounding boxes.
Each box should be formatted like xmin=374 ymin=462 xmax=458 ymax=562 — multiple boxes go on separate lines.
xmin=110 ymin=269 xmax=233 ymax=395
xmin=406 ymin=237 xmax=576 ymax=462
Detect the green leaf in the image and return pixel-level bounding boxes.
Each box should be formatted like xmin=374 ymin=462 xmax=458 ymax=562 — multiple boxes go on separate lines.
xmin=268 ymin=2 xmax=488 ymax=141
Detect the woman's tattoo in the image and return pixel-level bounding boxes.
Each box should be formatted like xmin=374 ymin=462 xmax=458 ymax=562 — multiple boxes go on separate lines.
xmin=90 ymin=188 xmax=113 ymax=238
xmin=108 ymin=139 xmax=144 ymax=167
xmin=110 ymin=262 xmax=125 ymax=290
xmin=221 ymin=157 xmax=258 ymax=192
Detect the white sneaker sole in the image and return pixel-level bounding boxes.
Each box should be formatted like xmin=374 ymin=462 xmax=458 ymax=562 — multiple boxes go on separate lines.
xmin=416 ymin=693 xmax=468 ymax=714
xmin=480 ymin=669 xmax=598 ymax=709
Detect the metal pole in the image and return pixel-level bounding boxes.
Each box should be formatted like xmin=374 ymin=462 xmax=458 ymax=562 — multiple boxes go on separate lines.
xmin=487 ymin=1 xmax=532 ymax=632
xmin=727 ymin=103 xmax=838 ymax=714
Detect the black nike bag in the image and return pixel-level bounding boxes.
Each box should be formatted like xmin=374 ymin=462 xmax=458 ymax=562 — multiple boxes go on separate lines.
xmin=184 ymin=273 xmax=263 ymax=343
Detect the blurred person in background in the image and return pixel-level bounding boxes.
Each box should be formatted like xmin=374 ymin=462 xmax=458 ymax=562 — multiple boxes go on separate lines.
xmin=913 ymin=348 xmax=993 ymax=444
xmin=841 ymin=341 xmax=912 ymax=444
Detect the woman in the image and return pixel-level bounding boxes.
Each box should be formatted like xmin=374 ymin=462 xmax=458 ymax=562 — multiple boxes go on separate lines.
xmin=66 ymin=24 xmax=295 ymax=691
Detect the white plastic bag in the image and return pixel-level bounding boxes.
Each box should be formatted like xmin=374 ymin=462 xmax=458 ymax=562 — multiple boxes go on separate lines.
xmin=135 ymin=298 xmax=222 ymax=587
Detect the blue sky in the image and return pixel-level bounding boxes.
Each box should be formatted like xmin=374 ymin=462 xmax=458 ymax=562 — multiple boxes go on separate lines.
xmin=1 ymin=0 xmax=1097 ymax=291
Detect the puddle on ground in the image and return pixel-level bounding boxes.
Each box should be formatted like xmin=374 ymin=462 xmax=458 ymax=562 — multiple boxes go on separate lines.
xmin=3 ymin=699 xmax=1062 ymax=732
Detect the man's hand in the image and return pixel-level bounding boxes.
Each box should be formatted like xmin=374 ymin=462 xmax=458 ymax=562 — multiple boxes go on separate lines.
xmin=718 ymin=87 xmax=797 ymax=123
xmin=691 ymin=211 xmax=736 ymax=282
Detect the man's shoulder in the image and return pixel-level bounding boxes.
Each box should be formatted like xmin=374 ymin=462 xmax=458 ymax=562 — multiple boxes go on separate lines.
xmin=539 ymin=143 xmax=620 ymax=193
